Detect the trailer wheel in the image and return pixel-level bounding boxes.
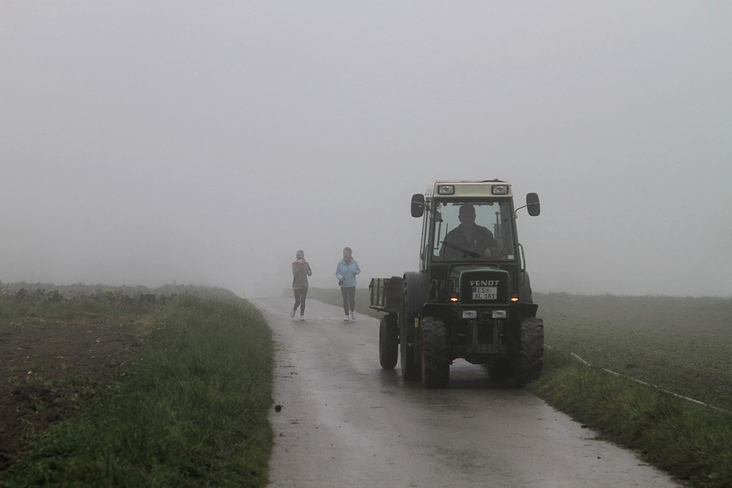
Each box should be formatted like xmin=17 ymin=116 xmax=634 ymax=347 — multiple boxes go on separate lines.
xmin=516 ymin=317 xmax=544 ymax=387
xmin=379 ymin=314 xmax=399 ymax=370
xmin=420 ymin=316 xmax=450 ymax=388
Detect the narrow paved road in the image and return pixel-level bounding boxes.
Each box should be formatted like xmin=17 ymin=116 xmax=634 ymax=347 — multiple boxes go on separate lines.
xmin=253 ymin=297 xmax=681 ymax=488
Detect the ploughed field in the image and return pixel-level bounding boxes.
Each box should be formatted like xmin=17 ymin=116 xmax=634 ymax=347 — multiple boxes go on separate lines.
xmin=0 ymin=285 xmax=273 ymax=488
xmin=0 ymin=284 xmax=201 ymax=475
xmin=0 ymin=310 xmax=144 ymax=471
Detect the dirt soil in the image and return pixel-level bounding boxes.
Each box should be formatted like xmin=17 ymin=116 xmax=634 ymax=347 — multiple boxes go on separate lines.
xmin=0 ymin=313 xmax=145 ymax=473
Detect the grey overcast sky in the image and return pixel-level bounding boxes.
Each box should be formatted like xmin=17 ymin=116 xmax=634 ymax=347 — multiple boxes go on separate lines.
xmin=2 ymin=1 xmax=731 ymax=298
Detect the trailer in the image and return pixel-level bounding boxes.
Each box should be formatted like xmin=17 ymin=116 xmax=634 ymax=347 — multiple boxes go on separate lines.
xmin=369 ymin=276 xmax=404 ymax=370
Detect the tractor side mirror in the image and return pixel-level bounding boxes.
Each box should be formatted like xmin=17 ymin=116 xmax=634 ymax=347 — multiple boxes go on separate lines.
xmin=526 ymin=193 xmax=540 ymax=216
xmin=411 ymin=194 xmax=425 ymax=218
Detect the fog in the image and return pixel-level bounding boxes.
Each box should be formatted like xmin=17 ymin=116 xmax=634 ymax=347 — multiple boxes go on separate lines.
xmin=2 ymin=2 xmax=731 ymax=299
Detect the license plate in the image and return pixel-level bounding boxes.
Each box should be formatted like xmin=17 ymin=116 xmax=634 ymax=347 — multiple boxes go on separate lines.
xmin=472 ymin=286 xmax=497 ymax=300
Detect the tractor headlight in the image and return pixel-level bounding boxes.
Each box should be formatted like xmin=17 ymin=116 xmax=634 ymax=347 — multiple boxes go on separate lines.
xmin=492 ymin=310 xmax=507 ymax=319
xmin=462 ymin=310 xmax=477 ymax=319
xmin=491 ymin=185 xmax=509 ymax=195
xmin=437 ymin=184 xmax=455 ymax=195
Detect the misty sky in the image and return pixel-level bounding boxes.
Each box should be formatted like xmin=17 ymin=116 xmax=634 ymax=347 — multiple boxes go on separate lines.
xmin=2 ymin=2 xmax=731 ymax=298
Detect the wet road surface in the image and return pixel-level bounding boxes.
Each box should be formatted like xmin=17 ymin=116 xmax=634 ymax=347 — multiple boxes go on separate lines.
xmin=253 ymin=297 xmax=681 ymax=488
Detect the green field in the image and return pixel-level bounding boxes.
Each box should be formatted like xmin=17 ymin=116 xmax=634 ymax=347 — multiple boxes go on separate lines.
xmin=535 ymin=292 xmax=732 ymax=412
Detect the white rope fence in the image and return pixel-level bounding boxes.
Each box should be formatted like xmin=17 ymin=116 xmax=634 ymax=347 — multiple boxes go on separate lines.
xmin=545 ymin=344 xmax=727 ymax=413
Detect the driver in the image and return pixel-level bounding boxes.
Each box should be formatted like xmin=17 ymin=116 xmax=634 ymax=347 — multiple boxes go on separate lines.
xmin=441 ymin=203 xmax=501 ymax=260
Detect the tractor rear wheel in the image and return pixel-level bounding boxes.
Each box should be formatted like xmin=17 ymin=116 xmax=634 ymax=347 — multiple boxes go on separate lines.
xmin=400 ymin=316 xmax=421 ymax=381
xmin=400 ymin=283 xmax=421 ymax=381
xmin=420 ymin=316 xmax=450 ymax=388
xmin=379 ymin=314 xmax=399 ymax=370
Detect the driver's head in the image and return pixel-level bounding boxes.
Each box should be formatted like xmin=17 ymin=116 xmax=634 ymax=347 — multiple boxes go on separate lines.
xmin=458 ymin=204 xmax=476 ymax=224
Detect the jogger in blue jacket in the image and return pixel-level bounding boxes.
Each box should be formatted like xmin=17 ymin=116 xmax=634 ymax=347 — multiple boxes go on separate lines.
xmin=336 ymin=247 xmax=360 ymax=321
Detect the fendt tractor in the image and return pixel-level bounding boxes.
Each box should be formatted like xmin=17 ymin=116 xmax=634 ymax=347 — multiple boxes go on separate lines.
xmin=369 ymin=179 xmax=543 ymax=388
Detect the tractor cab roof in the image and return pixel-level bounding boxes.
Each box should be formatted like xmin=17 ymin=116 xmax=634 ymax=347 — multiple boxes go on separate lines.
xmin=425 ymin=180 xmax=513 ymax=199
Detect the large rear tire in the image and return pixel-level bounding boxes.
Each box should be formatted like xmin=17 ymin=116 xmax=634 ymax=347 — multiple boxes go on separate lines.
xmin=379 ymin=314 xmax=399 ymax=370
xmin=400 ymin=280 xmax=421 ymax=381
xmin=516 ymin=317 xmax=544 ymax=387
xmin=420 ymin=316 xmax=450 ymax=388
xmin=400 ymin=317 xmax=421 ymax=381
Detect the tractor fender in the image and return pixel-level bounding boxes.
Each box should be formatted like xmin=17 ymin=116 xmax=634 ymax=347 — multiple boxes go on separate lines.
xmin=421 ymin=302 xmax=454 ymax=321
xmin=403 ymin=271 xmax=429 ymax=317
xmin=519 ymin=271 xmax=533 ymax=304
xmin=513 ymin=301 xmax=539 ymax=318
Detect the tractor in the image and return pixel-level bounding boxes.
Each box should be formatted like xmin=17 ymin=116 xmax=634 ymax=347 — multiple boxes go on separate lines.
xmin=369 ymin=179 xmax=543 ymax=388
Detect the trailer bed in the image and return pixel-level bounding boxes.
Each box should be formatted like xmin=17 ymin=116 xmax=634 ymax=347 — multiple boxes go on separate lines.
xmin=368 ymin=277 xmax=403 ymax=314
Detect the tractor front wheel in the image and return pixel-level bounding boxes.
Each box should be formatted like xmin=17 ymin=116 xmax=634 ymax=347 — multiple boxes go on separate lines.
xmin=516 ymin=317 xmax=544 ymax=387
xmin=420 ymin=316 xmax=450 ymax=388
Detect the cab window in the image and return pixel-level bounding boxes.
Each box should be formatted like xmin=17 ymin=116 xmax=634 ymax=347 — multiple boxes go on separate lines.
xmin=431 ymin=201 xmax=515 ymax=261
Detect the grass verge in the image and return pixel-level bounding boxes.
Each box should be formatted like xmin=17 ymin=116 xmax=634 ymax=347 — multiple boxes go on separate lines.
xmin=1 ymin=290 xmax=273 ymax=488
